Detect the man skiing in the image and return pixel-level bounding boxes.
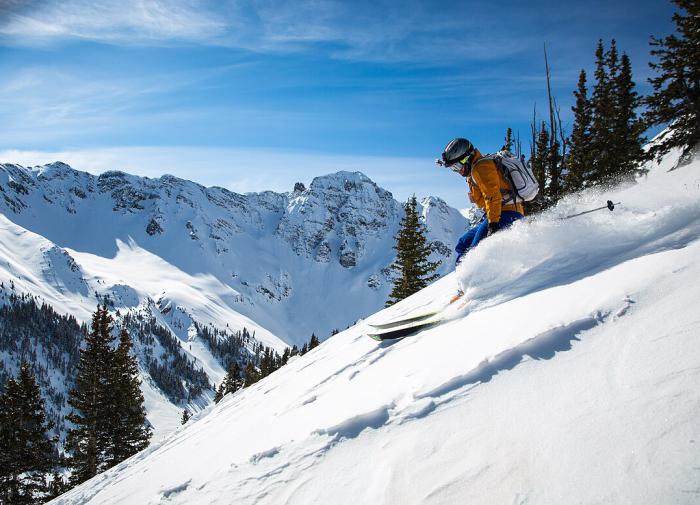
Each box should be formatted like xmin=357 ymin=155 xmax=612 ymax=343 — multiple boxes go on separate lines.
xmin=438 ymin=138 xmax=525 ymax=264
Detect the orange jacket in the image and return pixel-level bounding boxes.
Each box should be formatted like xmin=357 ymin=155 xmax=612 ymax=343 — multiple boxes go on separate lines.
xmin=467 ymin=150 xmax=524 ymax=223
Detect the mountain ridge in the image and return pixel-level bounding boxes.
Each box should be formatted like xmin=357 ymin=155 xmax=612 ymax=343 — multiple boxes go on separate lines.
xmin=0 ymin=160 xmax=467 ymax=342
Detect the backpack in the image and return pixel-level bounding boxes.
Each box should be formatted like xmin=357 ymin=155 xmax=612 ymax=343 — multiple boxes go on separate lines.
xmin=480 ymin=150 xmax=539 ymax=204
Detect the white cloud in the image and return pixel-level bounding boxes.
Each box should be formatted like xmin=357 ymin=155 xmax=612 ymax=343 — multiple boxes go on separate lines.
xmin=0 ymin=63 xmax=251 ymax=145
xmin=0 ymin=0 xmax=227 ymax=44
xmin=0 ymin=0 xmax=532 ymax=63
xmin=0 ymin=145 xmax=469 ymax=209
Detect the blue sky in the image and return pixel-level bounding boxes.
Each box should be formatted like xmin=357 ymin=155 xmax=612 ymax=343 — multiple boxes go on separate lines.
xmin=0 ymin=0 xmax=675 ymax=208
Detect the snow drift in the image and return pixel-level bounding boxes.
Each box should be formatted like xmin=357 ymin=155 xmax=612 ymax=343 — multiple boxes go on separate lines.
xmin=52 ymin=152 xmax=700 ymax=504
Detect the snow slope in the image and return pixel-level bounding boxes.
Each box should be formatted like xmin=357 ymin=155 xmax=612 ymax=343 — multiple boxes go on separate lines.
xmin=52 ymin=154 xmax=700 ymax=503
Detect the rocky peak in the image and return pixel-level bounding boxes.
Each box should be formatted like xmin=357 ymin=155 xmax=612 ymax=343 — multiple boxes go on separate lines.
xmin=277 ymin=171 xmax=401 ymax=267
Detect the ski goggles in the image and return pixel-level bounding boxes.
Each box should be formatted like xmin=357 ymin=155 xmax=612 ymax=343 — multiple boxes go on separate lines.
xmin=446 ymin=155 xmax=470 ymax=173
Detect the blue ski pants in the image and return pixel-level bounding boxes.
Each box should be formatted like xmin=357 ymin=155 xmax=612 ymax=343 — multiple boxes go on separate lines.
xmin=455 ymin=210 xmax=524 ymax=264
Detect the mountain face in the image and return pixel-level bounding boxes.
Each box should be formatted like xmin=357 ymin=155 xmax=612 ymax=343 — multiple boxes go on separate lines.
xmin=0 ymin=161 xmax=468 ymax=441
xmin=0 ymin=163 xmax=466 ymax=344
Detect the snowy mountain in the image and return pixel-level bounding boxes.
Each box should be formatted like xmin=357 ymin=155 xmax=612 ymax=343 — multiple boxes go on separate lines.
xmin=0 ymin=163 xmax=465 ymax=345
xmin=0 ymin=162 xmax=468 ymax=440
xmin=48 ymin=150 xmax=700 ymax=504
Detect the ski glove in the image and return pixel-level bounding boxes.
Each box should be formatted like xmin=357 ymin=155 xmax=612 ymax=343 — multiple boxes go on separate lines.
xmin=487 ymin=222 xmax=500 ymax=236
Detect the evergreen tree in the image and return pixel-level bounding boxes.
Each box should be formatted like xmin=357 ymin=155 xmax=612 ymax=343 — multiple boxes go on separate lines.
xmin=605 ymin=40 xmax=622 ymax=177
xmin=181 ymin=409 xmax=190 ymax=425
xmin=585 ymin=39 xmax=645 ymax=184
xmin=259 ymin=348 xmax=269 ymax=377
xmin=108 ymin=327 xmax=151 ymax=466
xmin=606 ymin=39 xmax=620 ymax=87
xmin=222 ymin=361 xmax=243 ymax=396
xmin=65 ymin=305 xmax=115 ymax=484
xmin=566 ymin=69 xmax=594 ymax=192
xmin=49 ymin=472 xmax=68 ymax=500
xmin=214 ymin=383 xmax=225 ymax=404
xmin=547 ymin=134 xmax=563 ymax=204
xmin=0 ymin=362 xmax=56 ymax=504
xmin=308 ymin=333 xmax=320 ymax=351
xmin=243 ymin=361 xmax=260 ymax=387
xmin=646 ymin=0 xmax=700 ymax=161
xmin=386 ymin=196 xmax=441 ymax=307
xmin=281 ymin=347 xmax=291 ymax=365
xmin=527 ymin=122 xmax=550 ymax=213
xmin=503 ymin=127 xmax=514 ymax=151
xmin=259 ymin=347 xmax=279 ymax=378
xmin=590 ymin=39 xmax=617 ymax=182
xmin=612 ymin=52 xmax=646 ymax=179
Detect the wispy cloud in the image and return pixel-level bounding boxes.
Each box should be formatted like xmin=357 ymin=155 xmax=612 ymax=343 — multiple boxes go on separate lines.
xmin=0 ymin=0 xmax=669 ymax=68
xmin=0 ymin=0 xmax=227 ymax=45
xmin=0 ymin=0 xmax=537 ymax=63
xmin=0 ymin=62 xmax=253 ymax=145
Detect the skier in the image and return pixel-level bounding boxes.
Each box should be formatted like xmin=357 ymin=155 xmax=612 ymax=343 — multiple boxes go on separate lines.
xmin=437 ymin=138 xmax=525 ymax=264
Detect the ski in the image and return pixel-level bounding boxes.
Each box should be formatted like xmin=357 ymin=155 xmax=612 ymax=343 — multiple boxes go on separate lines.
xmin=366 ymin=293 xmax=465 ymax=340
xmin=367 ymin=308 xmax=443 ymax=330
xmin=367 ymin=311 xmax=445 ymax=341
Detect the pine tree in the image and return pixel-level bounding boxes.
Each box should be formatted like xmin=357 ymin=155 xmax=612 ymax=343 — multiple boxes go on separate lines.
xmin=590 ymin=39 xmax=617 ymax=182
xmin=259 ymin=348 xmax=270 ymax=377
xmin=527 ymin=122 xmax=550 ymax=213
xmin=49 ymin=472 xmax=68 ymax=500
xmin=214 ymin=383 xmax=225 ymax=403
xmin=646 ymin=0 xmax=700 ymax=162
xmin=547 ymin=135 xmax=562 ymax=204
xmin=181 ymin=409 xmax=190 ymax=425
xmin=222 ymin=361 xmax=243 ymax=396
xmin=566 ymin=69 xmax=594 ymax=192
xmin=0 ymin=362 xmax=56 ymax=504
xmin=66 ymin=305 xmax=115 ymax=483
xmin=281 ymin=347 xmax=291 ymax=365
xmin=108 ymin=327 xmax=151 ymax=466
xmin=386 ymin=196 xmax=441 ymax=306
xmin=607 ymin=39 xmax=620 ymax=86
xmin=243 ymin=361 xmax=260 ymax=387
xmin=605 ymin=41 xmax=622 ymax=179
xmin=612 ymin=52 xmax=646 ymax=179
xmin=503 ymin=127 xmax=514 ymax=151
xmin=308 ymin=333 xmax=320 ymax=351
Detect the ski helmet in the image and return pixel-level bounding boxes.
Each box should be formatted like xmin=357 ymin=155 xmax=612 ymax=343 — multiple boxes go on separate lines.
xmin=441 ymin=138 xmax=475 ymax=167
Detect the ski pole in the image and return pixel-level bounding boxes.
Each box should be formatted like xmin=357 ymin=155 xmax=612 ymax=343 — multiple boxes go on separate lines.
xmin=563 ymin=200 xmax=619 ymax=219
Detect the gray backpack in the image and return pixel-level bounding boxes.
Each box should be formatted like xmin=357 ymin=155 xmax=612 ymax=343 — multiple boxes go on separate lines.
xmin=481 ymin=151 xmax=539 ymax=204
